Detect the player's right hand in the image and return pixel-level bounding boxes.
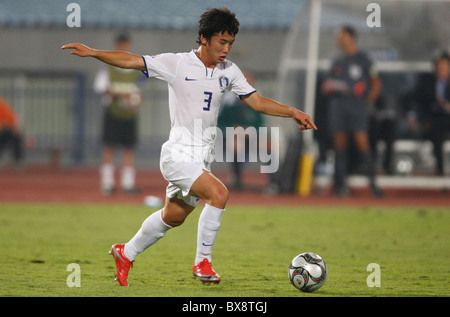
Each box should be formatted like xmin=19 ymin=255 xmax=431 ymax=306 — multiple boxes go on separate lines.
xmin=61 ymin=43 xmax=95 ymax=57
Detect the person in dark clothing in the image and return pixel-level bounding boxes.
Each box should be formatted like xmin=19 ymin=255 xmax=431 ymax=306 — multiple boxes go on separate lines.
xmin=412 ymin=52 xmax=450 ymax=175
xmin=322 ymin=26 xmax=383 ymax=197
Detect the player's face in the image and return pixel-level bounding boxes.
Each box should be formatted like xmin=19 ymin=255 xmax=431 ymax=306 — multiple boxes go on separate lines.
xmin=202 ymin=31 xmax=235 ymax=66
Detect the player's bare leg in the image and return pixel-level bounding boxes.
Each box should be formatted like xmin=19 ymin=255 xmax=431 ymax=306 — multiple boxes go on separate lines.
xmin=161 ymin=196 xmax=196 ymax=227
xmin=189 ymin=170 xmax=229 ymax=209
xmin=189 ymin=170 xmax=229 ymax=284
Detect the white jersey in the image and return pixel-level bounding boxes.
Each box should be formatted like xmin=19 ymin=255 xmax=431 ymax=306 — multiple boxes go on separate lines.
xmin=142 ymin=50 xmax=256 ymax=147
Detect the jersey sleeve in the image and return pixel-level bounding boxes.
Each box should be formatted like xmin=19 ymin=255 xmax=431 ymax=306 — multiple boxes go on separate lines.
xmin=141 ymin=53 xmax=180 ymax=83
xmin=229 ymin=63 xmax=256 ymax=99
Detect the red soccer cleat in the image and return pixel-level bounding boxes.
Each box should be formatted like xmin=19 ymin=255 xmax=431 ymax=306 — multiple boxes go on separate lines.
xmin=192 ymin=258 xmax=221 ymax=284
xmin=109 ymin=244 xmax=133 ymax=286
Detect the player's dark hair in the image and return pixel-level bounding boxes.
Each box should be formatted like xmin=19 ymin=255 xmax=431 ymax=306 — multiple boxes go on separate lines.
xmin=197 ymin=7 xmax=239 ymax=45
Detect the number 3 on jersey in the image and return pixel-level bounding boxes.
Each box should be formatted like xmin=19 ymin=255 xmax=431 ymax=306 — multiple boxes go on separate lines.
xmin=203 ymin=91 xmax=212 ymax=111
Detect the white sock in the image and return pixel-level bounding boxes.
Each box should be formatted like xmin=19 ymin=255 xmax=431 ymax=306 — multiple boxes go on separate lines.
xmin=124 ymin=209 xmax=172 ymax=261
xmin=121 ymin=166 xmax=135 ymax=190
xmin=195 ymin=204 xmax=225 ymax=265
xmin=100 ymin=164 xmax=115 ymax=190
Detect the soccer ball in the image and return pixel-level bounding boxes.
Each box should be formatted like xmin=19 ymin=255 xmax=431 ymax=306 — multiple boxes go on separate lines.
xmin=288 ymin=252 xmax=327 ymax=292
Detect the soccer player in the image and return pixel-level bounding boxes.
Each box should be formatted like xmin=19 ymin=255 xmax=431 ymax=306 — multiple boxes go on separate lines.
xmin=62 ymin=7 xmax=316 ymax=286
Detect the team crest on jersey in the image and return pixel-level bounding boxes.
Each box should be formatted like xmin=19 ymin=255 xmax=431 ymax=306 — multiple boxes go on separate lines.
xmin=218 ymin=76 xmax=230 ymax=92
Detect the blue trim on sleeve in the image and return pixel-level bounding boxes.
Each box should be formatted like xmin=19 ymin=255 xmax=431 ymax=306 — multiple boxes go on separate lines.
xmin=239 ymin=90 xmax=257 ymax=99
xmin=141 ymin=55 xmax=149 ymax=78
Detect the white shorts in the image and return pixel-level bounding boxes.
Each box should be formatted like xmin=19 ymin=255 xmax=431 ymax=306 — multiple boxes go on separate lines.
xmin=159 ymin=141 xmax=214 ymax=207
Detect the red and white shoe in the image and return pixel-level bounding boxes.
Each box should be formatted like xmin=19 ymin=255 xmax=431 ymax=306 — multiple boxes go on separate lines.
xmin=109 ymin=244 xmax=133 ymax=286
xmin=192 ymin=258 xmax=221 ymax=284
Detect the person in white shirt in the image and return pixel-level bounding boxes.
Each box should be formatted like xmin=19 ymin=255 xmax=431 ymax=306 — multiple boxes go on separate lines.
xmin=62 ymin=7 xmax=317 ymax=286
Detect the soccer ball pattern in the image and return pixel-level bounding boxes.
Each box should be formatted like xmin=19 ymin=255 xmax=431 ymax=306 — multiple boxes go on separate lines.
xmin=288 ymin=252 xmax=327 ymax=292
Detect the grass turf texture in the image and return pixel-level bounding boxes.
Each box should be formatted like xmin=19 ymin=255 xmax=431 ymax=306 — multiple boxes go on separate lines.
xmin=0 ymin=203 xmax=448 ymax=297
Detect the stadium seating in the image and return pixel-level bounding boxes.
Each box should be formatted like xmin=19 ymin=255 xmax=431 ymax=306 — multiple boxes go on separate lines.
xmin=0 ymin=0 xmax=306 ymax=29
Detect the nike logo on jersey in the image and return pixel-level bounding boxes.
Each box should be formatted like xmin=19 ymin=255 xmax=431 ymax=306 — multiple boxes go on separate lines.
xmin=185 ymin=76 xmax=198 ymax=81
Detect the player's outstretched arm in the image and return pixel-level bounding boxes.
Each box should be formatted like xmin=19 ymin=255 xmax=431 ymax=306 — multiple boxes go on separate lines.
xmin=242 ymin=92 xmax=317 ymax=131
xmin=61 ymin=43 xmax=146 ymax=71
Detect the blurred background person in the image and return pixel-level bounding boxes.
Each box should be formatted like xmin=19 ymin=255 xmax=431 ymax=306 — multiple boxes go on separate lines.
xmin=322 ymin=25 xmax=383 ymax=197
xmin=93 ymin=33 xmax=145 ymax=195
xmin=0 ymin=96 xmax=24 ymax=168
xmin=409 ymin=51 xmax=450 ymax=176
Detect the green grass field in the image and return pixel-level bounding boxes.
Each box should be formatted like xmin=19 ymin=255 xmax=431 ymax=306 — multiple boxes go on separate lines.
xmin=0 ymin=203 xmax=448 ymax=297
